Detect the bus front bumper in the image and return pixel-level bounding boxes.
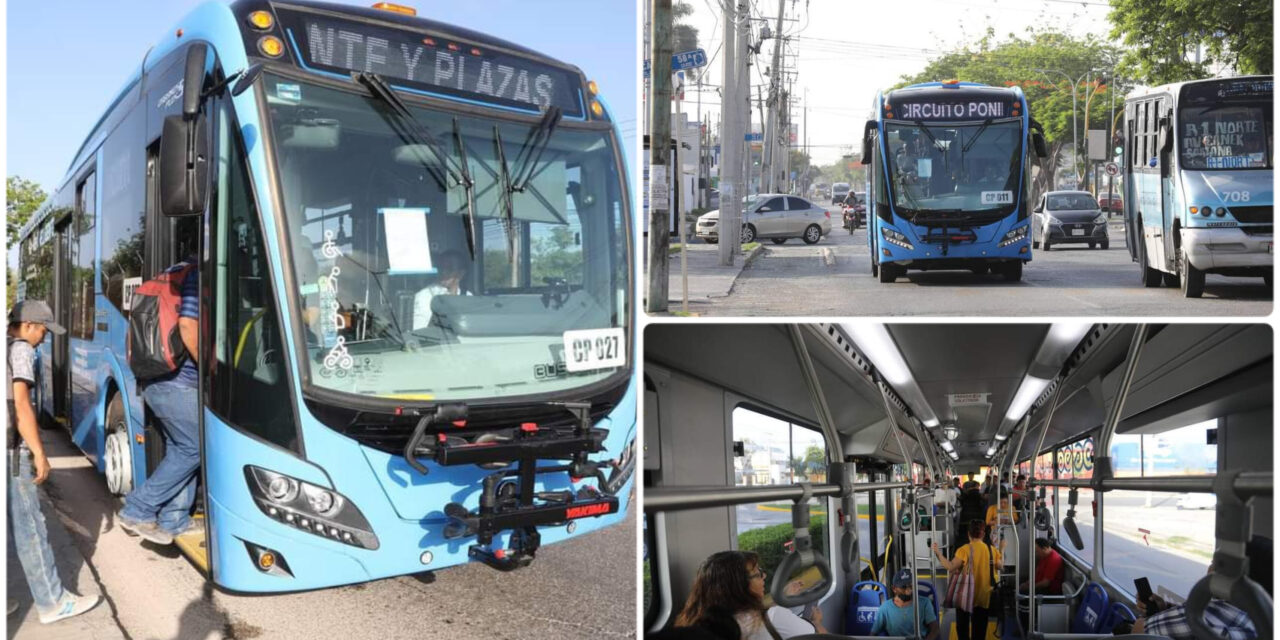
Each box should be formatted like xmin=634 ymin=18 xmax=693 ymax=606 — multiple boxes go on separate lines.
xmin=1182 ymin=227 xmax=1273 ymax=271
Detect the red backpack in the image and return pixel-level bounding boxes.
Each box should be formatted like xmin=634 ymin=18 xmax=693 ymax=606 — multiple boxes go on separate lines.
xmin=127 ymin=263 xmax=195 ymax=381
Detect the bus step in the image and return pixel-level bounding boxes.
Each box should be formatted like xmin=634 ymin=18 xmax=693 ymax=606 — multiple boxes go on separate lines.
xmin=174 ymin=515 xmax=209 ymax=573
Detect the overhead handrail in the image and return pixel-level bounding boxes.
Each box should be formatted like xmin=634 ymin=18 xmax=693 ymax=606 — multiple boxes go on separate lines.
xmin=787 ymin=325 xmax=845 ymax=463
xmin=771 ymin=484 xmax=835 ymax=607
xmin=1036 ymin=472 xmax=1272 ymax=495
xmin=643 ymin=482 xmax=909 ymax=513
xmin=1184 ymin=469 xmax=1273 ymax=640
xmin=1091 ymin=324 xmax=1148 ymax=495
xmin=1028 ymin=373 xmax=1069 ymax=634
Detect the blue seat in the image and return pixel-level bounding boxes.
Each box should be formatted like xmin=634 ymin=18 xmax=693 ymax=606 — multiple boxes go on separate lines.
xmin=917 ymin=580 xmax=939 ymax=619
xmin=1070 ymin=582 xmax=1110 ymax=633
xmin=1097 ymin=601 xmax=1136 ymax=633
xmin=844 ymin=580 xmax=887 ymax=635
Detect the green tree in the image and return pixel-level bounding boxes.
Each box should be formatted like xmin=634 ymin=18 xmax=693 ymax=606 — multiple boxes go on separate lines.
xmin=1109 ymin=0 xmax=1272 ymax=85
xmin=897 ymin=27 xmax=1125 ymax=196
xmin=7 ymin=176 xmax=46 ymax=247
xmin=673 ymin=1 xmax=699 ymax=56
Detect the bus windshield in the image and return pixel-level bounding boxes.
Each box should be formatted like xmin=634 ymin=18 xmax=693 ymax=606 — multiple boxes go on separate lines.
xmin=263 ymin=73 xmax=629 ymax=402
xmin=884 ymin=119 xmax=1022 ymax=222
xmin=1178 ymin=102 xmax=1273 ymax=170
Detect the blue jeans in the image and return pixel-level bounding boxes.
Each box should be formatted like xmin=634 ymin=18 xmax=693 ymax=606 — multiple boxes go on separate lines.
xmin=120 ymin=379 xmax=199 ymax=535
xmin=8 ymin=446 xmax=67 ymax=611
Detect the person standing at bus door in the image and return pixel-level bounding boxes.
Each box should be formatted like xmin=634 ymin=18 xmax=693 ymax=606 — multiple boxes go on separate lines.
xmin=1132 ymin=536 xmax=1271 ymax=639
xmin=117 ymin=259 xmax=201 ymax=546
xmin=412 ymin=250 xmax=471 ymax=331
xmin=869 ymin=568 xmax=940 ymax=639
xmin=673 ymin=550 xmax=827 ymax=639
xmin=932 ymin=520 xmax=1002 ymax=640
xmin=7 ymin=301 xmax=103 ymax=623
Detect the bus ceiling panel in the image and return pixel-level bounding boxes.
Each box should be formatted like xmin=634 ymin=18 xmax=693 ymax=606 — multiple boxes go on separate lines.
xmin=645 ymin=324 xmax=889 ymax=436
xmin=1115 ymin=358 xmax=1272 ymax=436
xmin=1101 ymin=324 xmax=1271 ymax=428
xmin=1019 ymin=383 xmax=1106 ymax=461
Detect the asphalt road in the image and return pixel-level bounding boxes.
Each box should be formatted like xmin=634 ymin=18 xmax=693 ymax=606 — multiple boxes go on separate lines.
xmin=9 ymin=426 xmax=636 ymax=640
xmin=696 ymin=205 xmax=1272 ymax=316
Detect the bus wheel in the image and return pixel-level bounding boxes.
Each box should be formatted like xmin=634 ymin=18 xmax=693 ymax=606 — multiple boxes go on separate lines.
xmin=104 ymin=394 xmax=133 ymax=497
xmin=879 ymin=263 xmax=902 ymax=283
xmin=1179 ymin=249 xmax=1204 ymax=298
xmin=1001 ymin=261 xmax=1023 ymax=282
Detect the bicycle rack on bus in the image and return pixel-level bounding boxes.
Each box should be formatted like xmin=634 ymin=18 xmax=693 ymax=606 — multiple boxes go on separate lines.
xmin=401 ymin=402 xmax=627 ymax=571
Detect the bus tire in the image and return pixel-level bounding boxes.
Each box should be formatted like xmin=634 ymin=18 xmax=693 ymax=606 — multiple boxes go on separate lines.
xmin=104 ymin=393 xmax=133 ymax=497
xmin=1138 ymin=232 xmax=1162 ymax=287
xmin=879 ymin=263 xmax=901 ymax=283
xmin=1179 ymin=248 xmax=1204 ymax=298
xmin=1001 ymin=261 xmax=1023 ymax=282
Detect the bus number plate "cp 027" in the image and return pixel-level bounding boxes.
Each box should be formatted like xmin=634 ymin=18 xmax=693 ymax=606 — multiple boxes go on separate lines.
xmin=563 ymin=328 xmax=626 ymax=372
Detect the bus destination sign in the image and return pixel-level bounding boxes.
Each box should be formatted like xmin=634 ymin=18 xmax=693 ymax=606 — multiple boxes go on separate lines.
xmin=1184 ymin=79 xmax=1273 ymax=103
xmin=283 ymin=13 xmax=584 ymax=116
xmin=889 ymin=100 xmax=1009 ymax=121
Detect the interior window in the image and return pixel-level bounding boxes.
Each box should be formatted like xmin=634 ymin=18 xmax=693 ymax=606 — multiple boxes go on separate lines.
xmin=1056 ymin=436 xmax=1096 ymax=563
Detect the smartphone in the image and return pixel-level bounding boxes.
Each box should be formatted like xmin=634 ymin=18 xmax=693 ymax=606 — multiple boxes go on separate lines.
xmin=1134 ymin=577 xmax=1155 ymax=611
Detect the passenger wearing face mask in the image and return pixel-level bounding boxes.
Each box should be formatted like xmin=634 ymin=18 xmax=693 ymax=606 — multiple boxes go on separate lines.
xmin=869 ymin=568 xmax=939 ymax=639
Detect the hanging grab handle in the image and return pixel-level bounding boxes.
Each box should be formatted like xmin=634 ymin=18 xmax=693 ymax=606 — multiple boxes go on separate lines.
xmin=771 ymin=483 xmax=834 ymax=607
xmin=1185 ymin=470 xmax=1273 ymax=640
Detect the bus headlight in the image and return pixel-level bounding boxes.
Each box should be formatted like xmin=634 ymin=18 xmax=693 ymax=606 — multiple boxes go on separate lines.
xmin=999 ymin=225 xmax=1029 ymax=247
xmin=245 ymin=466 xmax=378 ymax=550
xmin=881 ymin=227 xmax=914 ymax=250
xmin=1215 ymin=207 xmax=1227 ymax=217
xmin=1202 ymin=204 xmax=1213 ymax=216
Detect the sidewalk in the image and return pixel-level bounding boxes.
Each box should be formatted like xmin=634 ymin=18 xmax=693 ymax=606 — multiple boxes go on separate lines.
xmin=664 ymin=242 xmax=763 ymax=308
xmin=7 ymin=443 xmax=123 ymax=640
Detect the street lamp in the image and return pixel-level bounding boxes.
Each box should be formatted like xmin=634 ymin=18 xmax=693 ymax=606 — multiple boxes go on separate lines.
xmin=1034 ymin=68 xmax=1093 ymax=187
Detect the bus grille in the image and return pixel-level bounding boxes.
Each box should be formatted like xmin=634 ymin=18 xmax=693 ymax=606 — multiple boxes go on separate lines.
xmin=1242 ymin=225 xmax=1272 ymax=236
xmin=1229 ymin=206 xmax=1272 ymax=224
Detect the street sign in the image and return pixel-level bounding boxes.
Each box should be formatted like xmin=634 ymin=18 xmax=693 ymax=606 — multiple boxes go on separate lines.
xmin=745 ymin=133 xmax=763 ymax=142
xmin=1104 ymin=162 xmax=1120 ymax=177
xmin=672 ymin=49 xmax=708 ymax=70
xmin=1087 ymin=129 xmax=1108 ymax=161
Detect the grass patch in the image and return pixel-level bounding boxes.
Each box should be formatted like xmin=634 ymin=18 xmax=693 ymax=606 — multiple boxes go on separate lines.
xmin=742 ymin=242 xmax=761 ymax=252
xmin=670 ymin=310 xmax=699 ymax=317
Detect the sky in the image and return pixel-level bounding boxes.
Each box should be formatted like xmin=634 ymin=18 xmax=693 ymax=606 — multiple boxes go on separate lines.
xmin=6 ymin=0 xmax=638 ymax=190
xmin=673 ymin=0 xmax=1113 ymax=165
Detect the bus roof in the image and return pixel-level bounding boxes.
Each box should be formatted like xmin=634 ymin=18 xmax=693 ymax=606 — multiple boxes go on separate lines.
xmin=1124 ymin=74 xmax=1273 ymax=102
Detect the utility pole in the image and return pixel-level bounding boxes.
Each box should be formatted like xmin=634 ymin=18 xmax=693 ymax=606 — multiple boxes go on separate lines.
xmin=734 ymin=0 xmax=749 ymax=254
xmin=696 ymin=72 xmax=704 ymax=208
xmin=763 ymin=0 xmax=785 ymax=193
xmin=718 ymin=0 xmax=744 ymax=266
xmin=646 ymin=0 xmax=673 ymax=312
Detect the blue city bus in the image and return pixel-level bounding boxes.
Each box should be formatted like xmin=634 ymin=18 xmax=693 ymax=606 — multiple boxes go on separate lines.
xmin=861 ymin=81 xmax=1048 ymax=283
xmin=9 ymin=0 xmax=635 ymax=592
xmin=1122 ymin=76 xmax=1273 ymax=297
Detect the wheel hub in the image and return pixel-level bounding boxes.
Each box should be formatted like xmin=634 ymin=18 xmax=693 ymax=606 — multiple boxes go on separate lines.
xmin=105 ymin=430 xmax=132 ymax=496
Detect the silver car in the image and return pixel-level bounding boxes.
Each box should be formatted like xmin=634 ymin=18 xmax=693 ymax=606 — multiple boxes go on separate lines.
xmin=696 ymin=194 xmax=832 ymax=245
xmin=1032 ymin=190 xmax=1110 ymax=250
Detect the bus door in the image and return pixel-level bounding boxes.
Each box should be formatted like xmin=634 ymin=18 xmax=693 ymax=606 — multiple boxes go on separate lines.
xmin=50 ymin=214 xmax=73 ymax=426
xmin=1158 ymin=98 xmax=1177 ymax=269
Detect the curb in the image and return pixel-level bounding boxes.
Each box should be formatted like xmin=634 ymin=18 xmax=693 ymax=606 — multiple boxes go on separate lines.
xmin=715 ymin=245 xmax=764 ymax=298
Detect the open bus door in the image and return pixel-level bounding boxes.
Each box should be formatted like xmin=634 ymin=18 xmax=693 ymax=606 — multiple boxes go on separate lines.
xmin=50 ymin=214 xmax=72 ymax=428
xmin=1158 ymin=103 xmax=1177 ymax=272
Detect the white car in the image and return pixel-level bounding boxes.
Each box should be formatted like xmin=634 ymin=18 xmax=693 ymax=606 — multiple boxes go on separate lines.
xmin=696 ymin=194 xmax=832 ymax=245
xmin=1176 ymin=493 xmax=1216 ymax=510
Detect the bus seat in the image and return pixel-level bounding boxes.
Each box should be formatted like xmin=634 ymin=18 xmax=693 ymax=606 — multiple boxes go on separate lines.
xmin=1069 ymin=583 xmax=1109 ymax=633
xmin=917 ymin=580 xmax=939 ymax=619
xmin=790 ymin=636 xmax=908 ymax=640
xmin=843 ymin=580 xmax=887 ymax=635
xmin=1097 ymin=602 xmax=1136 ymax=634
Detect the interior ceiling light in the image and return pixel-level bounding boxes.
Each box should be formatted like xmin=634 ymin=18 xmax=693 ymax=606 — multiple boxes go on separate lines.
xmin=943 ymin=425 xmax=959 ymax=440
xmin=842 ymin=324 xmax=940 ymax=427
xmin=940 ymin=440 xmax=954 ymax=452
xmin=1005 ymin=376 xmax=1051 ymax=421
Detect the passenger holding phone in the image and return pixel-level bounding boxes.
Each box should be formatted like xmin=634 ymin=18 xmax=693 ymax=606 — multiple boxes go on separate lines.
xmin=1132 ymin=536 xmax=1270 ymax=639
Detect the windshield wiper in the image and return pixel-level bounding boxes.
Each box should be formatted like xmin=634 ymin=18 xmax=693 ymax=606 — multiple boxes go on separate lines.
xmin=493 ymin=126 xmax=517 ymax=259
xmin=510 ymin=106 xmax=563 ymax=192
xmin=355 ymin=73 xmax=460 ymax=190
xmin=962 ymin=118 xmax=993 ymax=154
xmin=451 ymin=117 xmax=477 ymax=260
xmin=913 ymin=120 xmax=943 ymax=152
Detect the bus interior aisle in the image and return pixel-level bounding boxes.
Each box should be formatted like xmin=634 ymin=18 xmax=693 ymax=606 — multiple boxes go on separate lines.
xmin=642 ymin=323 xmax=1273 ymax=640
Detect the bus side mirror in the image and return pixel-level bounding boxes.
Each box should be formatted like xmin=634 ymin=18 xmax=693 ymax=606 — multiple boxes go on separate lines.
xmin=860 ymin=120 xmax=876 ymax=165
xmin=160 ymin=45 xmax=212 ymax=217
xmin=1032 ymin=131 xmax=1048 ymax=158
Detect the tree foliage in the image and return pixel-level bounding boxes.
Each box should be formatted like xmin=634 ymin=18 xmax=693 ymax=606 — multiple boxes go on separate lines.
xmin=673 ymin=1 xmax=699 ymax=58
xmin=7 ymin=176 xmax=46 ymax=247
xmin=897 ymin=28 xmax=1126 ymax=193
xmin=1109 ymin=0 xmax=1272 ymax=85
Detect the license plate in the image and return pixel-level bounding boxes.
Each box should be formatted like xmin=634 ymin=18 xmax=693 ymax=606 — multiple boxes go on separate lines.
xmin=1071 ymin=228 xmax=1085 ymax=236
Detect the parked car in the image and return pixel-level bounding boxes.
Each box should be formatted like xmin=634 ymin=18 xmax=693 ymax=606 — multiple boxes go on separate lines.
xmin=1097 ymin=193 xmax=1123 ymax=213
xmin=696 ymin=194 xmax=831 ymax=245
xmin=1177 ymin=493 xmax=1216 ymax=510
xmin=1032 ymin=190 xmax=1110 ymax=250
xmin=831 ymin=182 xmax=851 ymax=204
xmin=708 ymin=187 xmax=720 ymax=209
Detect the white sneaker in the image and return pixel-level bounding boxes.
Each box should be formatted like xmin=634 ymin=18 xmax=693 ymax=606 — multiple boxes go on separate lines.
xmin=37 ymin=593 xmax=101 ymax=624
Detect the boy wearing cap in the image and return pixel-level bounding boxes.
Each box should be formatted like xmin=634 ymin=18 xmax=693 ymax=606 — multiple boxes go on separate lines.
xmin=869 ymin=568 xmax=939 ymax=639
xmin=7 ymin=300 xmax=102 ymax=623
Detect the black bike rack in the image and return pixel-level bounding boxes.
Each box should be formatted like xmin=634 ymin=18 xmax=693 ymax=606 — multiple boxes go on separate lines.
xmin=402 ymin=402 xmax=626 ymax=571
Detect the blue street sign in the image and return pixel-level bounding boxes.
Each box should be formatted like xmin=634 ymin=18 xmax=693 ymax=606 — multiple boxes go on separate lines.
xmin=672 ymin=49 xmax=708 ymax=70
xmin=745 ymin=133 xmax=763 ymax=142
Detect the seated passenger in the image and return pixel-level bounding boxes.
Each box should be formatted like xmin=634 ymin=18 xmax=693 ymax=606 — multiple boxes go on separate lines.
xmin=1133 ymin=536 xmax=1271 ymax=640
xmin=412 ymin=250 xmax=470 ymax=330
xmin=1020 ymin=538 xmax=1064 ymax=595
xmin=870 ymin=568 xmax=939 ymax=639
xmin=674 ymin=550 xmax=827 ymax=640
